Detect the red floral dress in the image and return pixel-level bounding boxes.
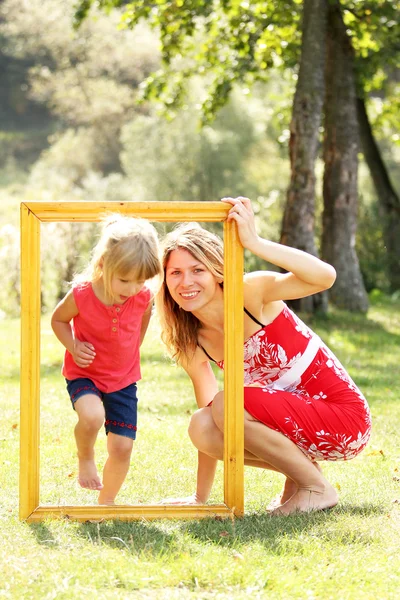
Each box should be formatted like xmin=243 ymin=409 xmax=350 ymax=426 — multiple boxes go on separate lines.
xmin=217 ymin=304 xmax=371 ymax=461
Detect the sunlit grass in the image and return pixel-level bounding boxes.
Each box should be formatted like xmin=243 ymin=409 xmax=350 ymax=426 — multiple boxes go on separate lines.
xmin=1 ymin=297 xmax=400 ymax=598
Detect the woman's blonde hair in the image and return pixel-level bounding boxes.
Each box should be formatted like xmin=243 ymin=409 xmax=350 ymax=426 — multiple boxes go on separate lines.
xmin=74 ymin=214 xmax=162 ymax=303
xmin=155 ymin=223 xmax=224 ymax=364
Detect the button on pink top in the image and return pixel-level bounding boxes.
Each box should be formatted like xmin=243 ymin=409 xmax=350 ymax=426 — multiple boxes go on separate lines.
xmin=62 ymin=283 xmax=151 ymax=393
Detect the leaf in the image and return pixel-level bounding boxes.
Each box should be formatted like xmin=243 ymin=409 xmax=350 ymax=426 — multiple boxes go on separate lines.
xmin=366 ymin=449 xmax=385 ymax=456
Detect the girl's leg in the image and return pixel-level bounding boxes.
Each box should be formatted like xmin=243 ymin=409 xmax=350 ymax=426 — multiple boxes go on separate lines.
xmin=74 ymin=394 xmax=105 ymax=490
xmin=98 ymin=433 xmax=134 ymax=505
xmin=211 ymin=392 xmax=338 ymax=515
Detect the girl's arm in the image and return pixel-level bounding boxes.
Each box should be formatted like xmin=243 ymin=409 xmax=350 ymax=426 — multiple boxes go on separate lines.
xmin=222 ymin=197 xmax=337 ymax=302
xmin=51 ymin=289 xmax=96 ymax=367
xmin=139 ymin=299 xmax=153 ymax=346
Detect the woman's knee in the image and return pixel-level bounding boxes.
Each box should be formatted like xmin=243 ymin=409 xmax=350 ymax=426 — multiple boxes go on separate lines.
xmin=188 ymin=407 xmax=222 ymax=452
xmin=188 ymin=407 xmax=223 ymax=458
xmin=188 ymin=408 xmax=209 ymax=446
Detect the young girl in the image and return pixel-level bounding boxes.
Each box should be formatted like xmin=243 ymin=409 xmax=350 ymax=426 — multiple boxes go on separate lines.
xmin=51 ymin=214 xmax=161 ymax=505
xmin=156 ymin=197 xmax=371 ymax=515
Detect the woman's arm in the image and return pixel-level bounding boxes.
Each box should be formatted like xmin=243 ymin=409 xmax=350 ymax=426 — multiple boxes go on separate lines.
xmin=162 ymin=350 xmax=219 ymax=504
xmin=182 ymin=349 xmax=220 ymax=408
xmin=185 ymin=352 xmax=220 ymax=503
xmin=193 ymin=451 xmax=218 ymax=503
xmin=222 ymin=196 xmax=336 ymax=302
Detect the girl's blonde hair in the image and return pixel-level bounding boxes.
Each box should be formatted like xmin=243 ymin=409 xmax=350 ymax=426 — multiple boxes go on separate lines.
xmin=74 ymin=214 xmax=162 ymax=303
xmin=155 ymin=223 xmax=224 ymax=364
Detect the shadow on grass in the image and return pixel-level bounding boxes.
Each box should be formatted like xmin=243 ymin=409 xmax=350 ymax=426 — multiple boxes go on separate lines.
xmin=181 ymin=502 xmax=386 ymax=550
xmin=33 ymin=500 xmax=384 ymax=557
xmin=28 ymin=522 xmax=59 ymax=549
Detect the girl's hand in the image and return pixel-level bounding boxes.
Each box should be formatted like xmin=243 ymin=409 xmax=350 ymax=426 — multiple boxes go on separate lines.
xmin=221 ymin=196 xmax=259 ymax=250
xmin=72 ymin=339 xmax=96 ymax=368
xmin=159 ymin=494 xmax=204 ymax=505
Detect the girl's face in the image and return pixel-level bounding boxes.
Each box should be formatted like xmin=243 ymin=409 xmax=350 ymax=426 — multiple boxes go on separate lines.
xmin=165 ymin=249 xmax=222 ymax=312
xmin=111 ymin=271 xmax=146 ymax=304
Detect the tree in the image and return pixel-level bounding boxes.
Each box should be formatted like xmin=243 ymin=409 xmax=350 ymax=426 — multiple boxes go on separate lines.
xmin=322 ymin=1 xmax=368 ymax=312
xmin=280 ymin=0 xmax=328 ymax=313
xmin=345 ymin=0 xmax=400 ymax=292
xmin=357 ymin=96 xmax=400 ymax=292
xmin=74 ymin=0 xmax=400 ymax=308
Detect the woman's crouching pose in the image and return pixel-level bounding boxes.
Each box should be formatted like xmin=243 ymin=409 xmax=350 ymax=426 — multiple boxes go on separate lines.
xmin=156 ymin=197 xmax=371 ymax=515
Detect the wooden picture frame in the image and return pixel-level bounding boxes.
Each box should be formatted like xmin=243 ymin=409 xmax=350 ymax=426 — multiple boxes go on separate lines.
xmin=20 ymin=201 xmax=244 ymax=521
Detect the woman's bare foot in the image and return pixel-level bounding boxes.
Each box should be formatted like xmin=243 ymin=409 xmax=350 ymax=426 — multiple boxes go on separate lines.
xmin=270 ymin=479 xmax=338 ymax=516
xmin=78 ymin=458 xmax=103 ymax=490
xmin=267 ymin=462 xmax=323 ymax=511
xmin=266 ymin=477 xmax=298 ymax=511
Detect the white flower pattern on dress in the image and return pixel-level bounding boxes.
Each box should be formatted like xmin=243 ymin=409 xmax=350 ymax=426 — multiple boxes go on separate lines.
xmin=218 ymin=304 xmax=371 ymax=461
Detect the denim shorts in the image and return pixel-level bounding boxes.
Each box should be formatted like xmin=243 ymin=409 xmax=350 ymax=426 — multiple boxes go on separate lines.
xmin=65 ymin=377 xmax=138 ymax=440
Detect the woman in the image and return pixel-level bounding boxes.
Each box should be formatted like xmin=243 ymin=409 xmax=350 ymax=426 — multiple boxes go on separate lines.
xmin=156 ymin=197 xmax=371 ymax=515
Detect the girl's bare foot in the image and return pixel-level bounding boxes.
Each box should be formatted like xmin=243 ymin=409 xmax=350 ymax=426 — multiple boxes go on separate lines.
xmin=78 ymin=458 xmax=103 ymax=490
xmin=98 ymin=498 xmax=115 ymax=505
xmin=270 ymin=480 xmax=338 ymax=516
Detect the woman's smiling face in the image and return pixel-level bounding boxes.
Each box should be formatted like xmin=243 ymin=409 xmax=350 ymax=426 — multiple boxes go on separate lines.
xmin=165 ymin=249 xmax=222 ymax=311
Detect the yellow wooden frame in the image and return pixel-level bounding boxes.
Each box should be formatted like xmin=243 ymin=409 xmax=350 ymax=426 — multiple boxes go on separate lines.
xmin=20 ymin=201 xmax=244 ymax=522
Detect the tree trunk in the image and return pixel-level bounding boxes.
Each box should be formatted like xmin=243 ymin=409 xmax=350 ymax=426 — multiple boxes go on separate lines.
xmin=322 ymin=2 xmax=368 ymax=312
xmin=280 ymin=0 xmax=328 ymax=313
xmin=357 ymin=96 xmax=400 ymax=292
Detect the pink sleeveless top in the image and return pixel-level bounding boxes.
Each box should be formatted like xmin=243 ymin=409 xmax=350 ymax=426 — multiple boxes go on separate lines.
xmin=62 ymin=283 xmax=151 ymax=393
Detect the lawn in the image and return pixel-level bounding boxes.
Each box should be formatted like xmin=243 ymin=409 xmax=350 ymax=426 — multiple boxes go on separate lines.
xmin=1 ymin=296 xmax=399 ymax=599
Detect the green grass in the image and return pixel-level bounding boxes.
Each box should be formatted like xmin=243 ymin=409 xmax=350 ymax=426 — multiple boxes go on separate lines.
xmin=1 ymin=298 xmax=400 ymax=599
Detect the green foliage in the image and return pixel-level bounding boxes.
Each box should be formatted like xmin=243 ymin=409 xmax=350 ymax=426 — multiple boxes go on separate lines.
xmin=74 ymin=0 xmax=302 ymax=122
xmin=368 ymin=91 xmax=400 ymax=146
xmin=0 ymin=224 xmax=20 ymax=318
xmin=120 ymin=90 xmax=259 ymax=202
xmin=0 ymin=77 xmax=293 ymax=317
xmin=341 ymin=1 xmax=400 ymax=143
xmin=74 ymin=0 xmax=400 ymax=136
xmin=342 ymin=0 xmax=400 ymax=86
xmin=0 ymin=0 xmax=161 ymax=175
xmin=357 ymin=197 xmax=391 ymax=293
xmin=41 ymin=222 xmax=100 ymax=308
xmin=355 ymin=158 xmax=400 ymax=293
